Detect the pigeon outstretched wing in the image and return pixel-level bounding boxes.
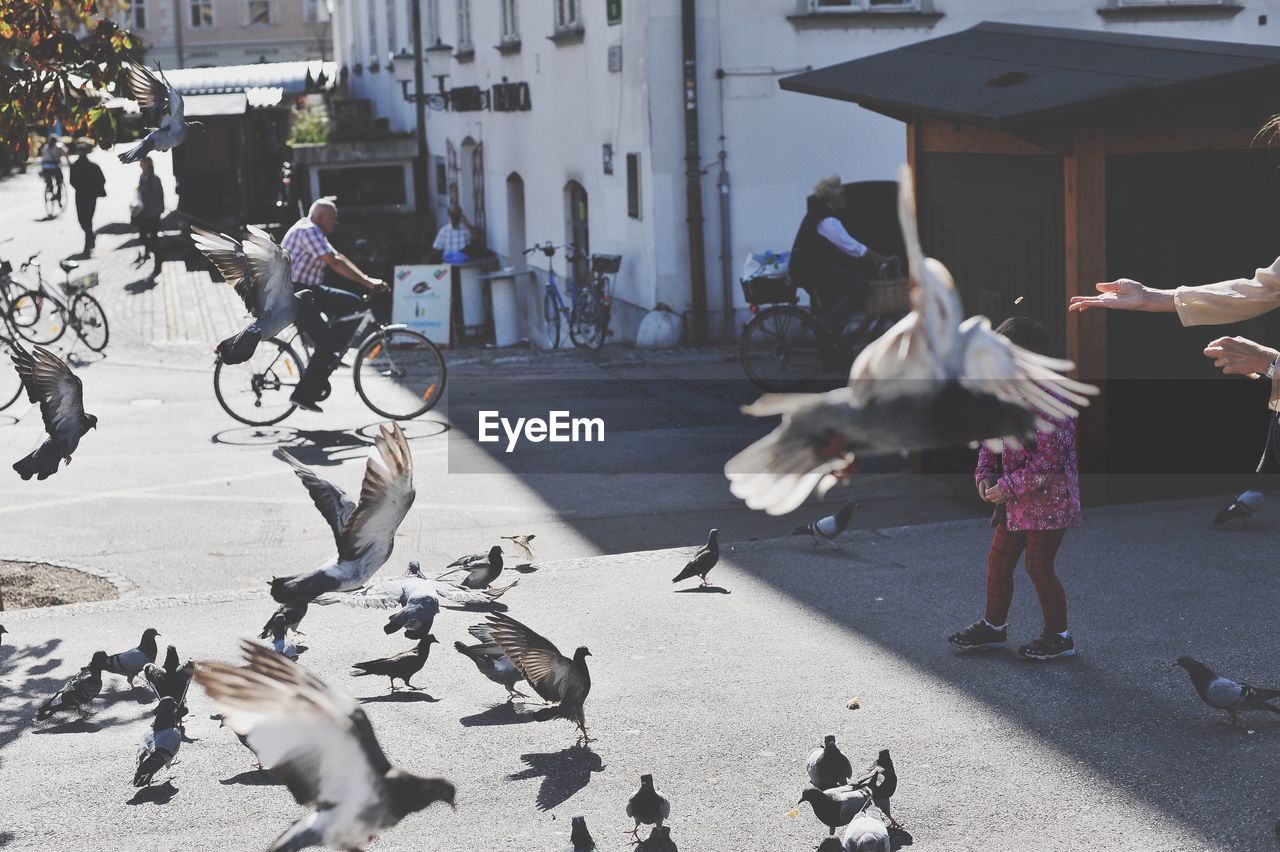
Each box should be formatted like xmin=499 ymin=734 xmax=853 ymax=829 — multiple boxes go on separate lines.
xmin=124 ymin=62 xmax=171 ymax=123
xmin=485 ymin=613 xmax=574 ymax=704
xmin=274 ymin=449 xmax=359 ymax=548
xmin=191 ymin=225 xmax=294 ymax=326
xmin=11 ymin=342 xmax=90 ymax=439
xmin=339 ymin=423 xmax=416 ymax=561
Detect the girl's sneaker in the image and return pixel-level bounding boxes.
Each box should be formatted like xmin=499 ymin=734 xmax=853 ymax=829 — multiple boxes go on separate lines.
xmin=1018 ymin=631 xmax=1076 ymax=661
xmin=947 ymin=621 xmax=1008 ymax=651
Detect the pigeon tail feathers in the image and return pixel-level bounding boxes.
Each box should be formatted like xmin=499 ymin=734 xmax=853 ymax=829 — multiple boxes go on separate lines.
xmin=270 ymin=572 xmax=340 ymax=605
xmin=13 ymin=442 xmax=62 ymax=481
xmin=216 ymin=328 xmax=262 ymax=365
xmin=118 ymin=137 xmax=154 ymax=164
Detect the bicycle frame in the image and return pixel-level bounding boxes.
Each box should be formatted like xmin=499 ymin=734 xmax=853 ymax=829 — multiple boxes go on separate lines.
xmin=284 ymin=308 xmax=410 ymax=363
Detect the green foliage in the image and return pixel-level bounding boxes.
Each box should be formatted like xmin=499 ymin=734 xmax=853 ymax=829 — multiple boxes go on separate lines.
xmin=288 ymin=103 xmax=329 ymax=146
xmin=0 ymin=0 xmax=137 ymax=156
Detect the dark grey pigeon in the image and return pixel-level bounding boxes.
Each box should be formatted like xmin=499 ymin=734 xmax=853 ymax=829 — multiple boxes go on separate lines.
xmin=134 ymin=697 xmax=182 ymax=787
xmin=260 ymin=601 xmax=308 ymax=639
xmin=196 ymin=641 xmax=456 ymax=850
xmin=266 ymin=613 xmax=305 ymax=661
xmin=439 ymin=545 xmax=504 ymax=589
xmin=672 ymin=529 xmax=719 ymax=587
xmin=191 ymin=225 xmax=295 ymax=364
xmin=36 ymin=651 xmax=109 ymax=719
xmin=118 ymin=62 xmax=205 ymax=162
xmin=796 ymin=786 xmax=872 ymax=837
xmin=454 ymin=623 xmax=529 ymax=700
xmin=1175 ymin=656 xmax=1280 ymax=726
xmin=626 ymin=774 xmax=672 ymax=843
xmin=10 ymin=342 xmax=97 ymax=481
xmin=807 ymin=735 xmax=853 ymax=789
xmin=569 ymin=815 xmax=595 ymax=851
xmin=352 ymin=635 xmax=437 ymax=691
xmin=106 ymin=627 xmax=161 ymax=687
xmin=143 ymin=645 xmax=194 ymax=719
xmin=793 ymin=502 xmax=856 ymax=545
xmin=485 ymin=612 xmax=593 ymax=744
xmin=852 ymin=749 xmax=900 ymax=829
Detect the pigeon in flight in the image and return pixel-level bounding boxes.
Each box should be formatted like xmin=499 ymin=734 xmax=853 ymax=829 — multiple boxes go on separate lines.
xmin=438 ymin=545 xmax=504 ymax=589
xmin=672 ymin=529 xmax=719 ymax=588
xmin=807 ymin=735 xmax=853 ymax=790
xmin=105 ymin=627 xmax=161 ymax=687
xmin=351 ymin=635 xmax=437 ymax=691
xmin=260 ymin=601 xmax=309 ymax=639
xmin=271 ymin=423 xmax=416 ymax=605
xmin=1174 ymin=656 xmax=1280 ymax=726
xmin=501 ymin=534 xmax=536 ymax=564
xmin=266 ymin=612 xmax=306 ymax=661
xmin=315 ymin=561 xmax=441 ymax=639
xmin=36 ymin=651 xmax=109 ymax=720
xmin=10 ymin=342 xmax=97 ymax=481
xmin=626 ymin=774 xmax=672 ymax=844
xmin=134 ymin=697 xmax=183 ymax=787
xmin=795 ymin=786 xmax=872 ymax=837
xmin=794 ymin=503 xmax=856 ymax=546
xmin=118 ymin=62 xmax=205 ymax=162
xmin=853 ymin=749 xmax=900 ymax=830
xmin=143 ymin=645 xmax=195 ymax=720
xmin=191 ymin=225 xmax=296 ymax=364
xmin=726 ymin=165 xmax=1097 ymax=514
xmin=454 ymin=623 xmax=529 ymax=701
xmin=1214 ymin=489 xmax=1265 ymax=526
xmin=569 ymin=815 xmax=596 ymax=851
xmin=485 ymin=612 xmax=593 ymax=744
xmin=196 ymin=640 xmax=456 ymax=851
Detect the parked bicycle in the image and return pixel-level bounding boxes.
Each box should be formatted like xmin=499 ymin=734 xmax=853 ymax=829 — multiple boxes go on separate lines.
xmin=213 ymin=295 xmax=447 ymax=426
xmin=6 ymin=254 xmax=109 ymax=352
xmin=525 ymin=242 xmax=618 ymax=350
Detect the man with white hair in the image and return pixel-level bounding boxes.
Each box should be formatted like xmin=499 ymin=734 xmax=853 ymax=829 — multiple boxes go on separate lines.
xmin=280 ymin=198 xmax=386 ymax=412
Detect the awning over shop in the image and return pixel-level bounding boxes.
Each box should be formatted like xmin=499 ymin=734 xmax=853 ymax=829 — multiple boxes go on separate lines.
xmin=162 ymin=60 xmax=336 ymax=96
xmin=181 ymin=92 xmax=248 ymax=117
xmin=778 ymin=22 xmax=1280 ymax=130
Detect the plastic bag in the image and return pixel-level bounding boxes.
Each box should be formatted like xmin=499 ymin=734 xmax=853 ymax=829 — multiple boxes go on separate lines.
xmin=742 ymin=250 xmax=789 ymax=282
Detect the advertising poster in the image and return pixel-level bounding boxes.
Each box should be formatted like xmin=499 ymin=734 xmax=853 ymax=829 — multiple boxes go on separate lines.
xmin=392 ymin=263 xmax=452 ymax=347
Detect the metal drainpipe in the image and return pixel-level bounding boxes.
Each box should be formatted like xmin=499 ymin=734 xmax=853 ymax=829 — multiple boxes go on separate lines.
xmin=410 ymin=0 xmax=431 ymax=229
xmin=681 ymin=0 xmax=709 ymax=347
xmin=173 ymin=0 xmax=185 ymax=67
xmin=717 ymin=148 xmax=731 ymax=342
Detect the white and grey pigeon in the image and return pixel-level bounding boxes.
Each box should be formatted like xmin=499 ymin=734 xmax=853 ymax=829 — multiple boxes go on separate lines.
xmin=191 ymin=225 xmax=296 ymax=364
xmin=105 ymin=627 xmax=161 ymax=687
xmin=10 ymin=342 xmax=97 ymax=481
xmin=500 ymin=534 xmax=536 ymax=564
xmin=196 ymin=640 xmax=456 ymax=851
xmin=315 ymin=561 xmax=441 ymax=639
xmin=453 ymin=623 xmax=529 ymax=701
xmin=118 ymin=61 xmax=205 ymax=162
xmin=134 ymin=697 xmax=183 ymax=787
xmin=1174 ymin=656 xmax=1280 ymax=726
xmin=841 ymin=800 xmax=891 ymax=852
xmin=625 ymin=774 xmax=671 ymax=844
xmin=271 ymin=423 xmax=416 ymax=605
xmin=807 ymin=734 xmax=853 ymax=789
xmin=438 ymin=545 xmax=504 ymax=589
xmin=793 ymin=503 xmax=856 ymax=546
xmin=266 ymin=613 xmax=306 ymax=661
xmin=726 ymin=165 xmax=1097 ymax=515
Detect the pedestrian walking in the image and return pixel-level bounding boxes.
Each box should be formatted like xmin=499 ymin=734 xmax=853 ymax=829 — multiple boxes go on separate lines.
xmin=948 ymin=316 xmax=1082 ymax=662
xmin=68 ymin=147 xmax=106 ymax=256
xmin=134 ymin=156 xmax=164 ymax=279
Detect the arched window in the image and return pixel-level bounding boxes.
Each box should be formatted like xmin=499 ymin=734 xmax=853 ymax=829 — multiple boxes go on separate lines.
xmin=564 ymin=180 xmax=588 ymax=283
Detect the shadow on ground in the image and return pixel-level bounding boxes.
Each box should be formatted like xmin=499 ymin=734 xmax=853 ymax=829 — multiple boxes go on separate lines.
xmin=507 ymin=744 xmax=605 ymax=811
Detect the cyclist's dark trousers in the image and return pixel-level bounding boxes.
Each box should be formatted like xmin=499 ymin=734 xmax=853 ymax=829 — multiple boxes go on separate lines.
xmin=294 ymin=284 xmax=365 ymax=402
xmin=75 ymin=196 xmax=97 ymax=251
xmin=814 ymin=273 xmax=869 ymax=334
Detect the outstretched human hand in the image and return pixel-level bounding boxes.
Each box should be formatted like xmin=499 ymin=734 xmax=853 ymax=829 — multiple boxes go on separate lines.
xmin=1203 ymin=336 xmax=1280 ymax=378
xmin=1068 ymin=278 xmax=1174 ymax=314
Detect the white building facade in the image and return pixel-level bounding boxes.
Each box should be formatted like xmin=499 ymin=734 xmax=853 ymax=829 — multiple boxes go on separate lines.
xmin=330 ymin=0 xmax=1280 ymax=344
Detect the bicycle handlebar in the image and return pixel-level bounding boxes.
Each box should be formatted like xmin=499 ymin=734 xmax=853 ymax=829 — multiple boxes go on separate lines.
xmin=20 ymin=253 xmax=39 ymax=271
xmin=523 ymin=242 xmax=583 ymax=260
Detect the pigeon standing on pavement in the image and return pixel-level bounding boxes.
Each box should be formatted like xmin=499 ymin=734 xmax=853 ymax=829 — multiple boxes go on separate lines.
xmin=626 ymin=774 xmax=671 ymax=843
xmin=134 ymin=697 xmax=183 ymax=787
xmin=855 ymin=749 xmax=900 ymax=829
xmin=270 ymin=423 xmax=416 ymax=605
xmin=351 ymin=635 xmax=438 ymax=692
xmin=118 ymin=62 xmax=205 ymax=162
xmin=841 ymin=801 xmax=891 ymax=852
xmin=196 ymin=641 xmax=456 ymax=851
xmin=672 ymin=529 xmax=719 ymax=588
xmin=793 ymin=503 xmax=856 ymax=546
xmin=438 ymin=545 xmax=504 ymax=589
xmin=501 ymin=534 xmax=537 ymax=564
xmin=9 ymin=342 xmax=98 ymax=481
xmin=454 ymin=623 xmax=529 ymax=701
xmin=190 ymin=225 xmax=296 ymax=364
xmin=569 ymin=815 xmax=596 ymax=851
xmin=36 ymin=651 xmax=109 ymax=719
xmin=266 ymin=613 xmax=306 ymax=661
xmin=143 ymin=645 xmax=195 ymax=719
xmin=105 ymin=627 xmax=161 ymax=687
xmin=795 ymin=786 xmax=872 ymax=837
xmin=725 ymin=166 xmax=1096 ymax=515
xmin=316 ymin=561 xmax=442 ymax=639
xmin=1214 ymin=490 xmax=1265 ymax=526
xmin=1174 ymin=656 xmax=1280 ymax=726
xmin=485 ymin=612 xmax=593 ymax=744
xmin=260 ymin=601 xmax=309 ymax=639
xmin=807 ymin=735 xmax=853 ymax=790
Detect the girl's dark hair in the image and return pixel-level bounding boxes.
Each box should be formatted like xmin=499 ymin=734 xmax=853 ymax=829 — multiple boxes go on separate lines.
xmin=994 ymin=315 xmax=1054 ymax=357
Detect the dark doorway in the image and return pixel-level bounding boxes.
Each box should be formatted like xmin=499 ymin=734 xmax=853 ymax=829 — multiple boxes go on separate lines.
xmin=564 ymin=180 xmax=589 ymax=284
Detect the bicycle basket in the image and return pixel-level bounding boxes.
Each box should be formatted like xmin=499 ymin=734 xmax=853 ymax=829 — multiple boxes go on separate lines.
xmin=591 ymin=254 xmax=622 ymax=274
xmin=866 ymin=273 xmax=910 ymax=315
xmin=740 ymin=275 xmax=795 ymax=305
xmin=60 ymin=271 xmax=99 ymax=295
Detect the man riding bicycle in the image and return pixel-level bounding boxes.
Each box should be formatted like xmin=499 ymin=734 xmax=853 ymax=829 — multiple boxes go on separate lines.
xmin=280 ymin=198 xmax=387 ymax=413
xmin=39 ymin=134 xmax=67 ymax=203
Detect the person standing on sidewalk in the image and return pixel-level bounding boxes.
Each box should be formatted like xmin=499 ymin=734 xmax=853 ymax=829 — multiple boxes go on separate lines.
xmin=280 ymin=198 xmax=386 ymax=412
xmin=134 ymin=157 xmax=164 ymax=279
xmin=68 ymin=148 xmax=106 ymax=256
xmin=948 ymin=317 xmax=1082 ymax=662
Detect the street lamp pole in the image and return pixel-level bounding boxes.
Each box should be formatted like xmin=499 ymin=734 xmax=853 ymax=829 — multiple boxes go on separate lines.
xmin=409 ymin=0 xmax=430 ymax=228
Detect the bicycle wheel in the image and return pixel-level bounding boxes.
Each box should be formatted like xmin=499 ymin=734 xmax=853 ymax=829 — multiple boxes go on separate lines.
xmin=213 ymin=336 xmax=303 ymax=426
xmin=9 ymin=289 xmax=65 ymax=344
xmin=543 ymin=288 xmax=561 ymax=350
xmin=739 ymin=305 xmax=825 ymax=392
xmin=354 ymin=327 xmax=447 ymax=420
xmin=69 ymin=292 xmax=109 ymax=351
xmin=569 ymin=287 xmax=604 ymax=350
xmin=0 ymin=340 xmax=21 ymax=411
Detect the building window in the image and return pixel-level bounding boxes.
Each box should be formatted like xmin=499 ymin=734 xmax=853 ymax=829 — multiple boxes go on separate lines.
xmin=555 ymin=0 xmax=579 ymax=30
xmin=424 ymin=0 xmax=441 ymax=45
xmin=434 ymin=157 xmax=448 ymax=196
xmin=500 ymin=0 xmax=518 ymax=41
xmin=456 ymin=0 xmax=472 ymax=49
xmin=119 ymin=0 xmax=147 ymax=29
xmin=246 ymin=0 xmax=272 ymax=25
xmin=385 ymin=0 xmax=399 ymax=51
xmin=189 ymin=0 xmax=214 ymax=27
xmin=367 ymin=0 xmax=377 ymax=58
xmin=808 ymin=0 xmax=920 ymax=9
xmin=626 ymin=153 xmax=640 ymax=220
xmin=318 ymin=165 xmax=408 ymax=208
xmin=302 ymin=0 xmax=329 ymax=23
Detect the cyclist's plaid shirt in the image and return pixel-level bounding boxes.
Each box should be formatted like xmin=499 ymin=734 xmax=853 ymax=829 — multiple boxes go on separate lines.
xmin=281 ymin=218 xmax=335 ymax=287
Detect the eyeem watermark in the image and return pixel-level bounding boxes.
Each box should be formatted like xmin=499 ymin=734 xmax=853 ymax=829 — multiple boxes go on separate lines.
xmin=477 ymin=410 xmax=605 ymax=453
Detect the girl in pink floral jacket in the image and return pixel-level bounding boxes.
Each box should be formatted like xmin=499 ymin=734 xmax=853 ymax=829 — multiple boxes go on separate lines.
xmin=948 ymin=317 xmax=1081 ymax=662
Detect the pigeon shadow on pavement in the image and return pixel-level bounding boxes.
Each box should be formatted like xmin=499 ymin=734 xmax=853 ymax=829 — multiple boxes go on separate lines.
xmin=0 ymin=830 xmax=14 ymax=847
xmin=816 ymin=838 xmax=843 ymax=852
xmin=124 ymin=277 xmax=159 ymax=294
xmin=219 ymin=768 xmax=280 ymax=787
xmin=458 ymin=702 xmax=530 ymax=728
xmin=359 ymin=691 xmax=440 ymax=704
xmin=442 ymin=600 xmax=509 ymax=613
xmin=636 ymin=825 xmax=678 ymax=850
xmin=513 ymin=563 xmax=539 ymax=574
xmin=890 ymin=827 xmax=914 ymax=848
xmin=506 ymin=744 xmax=605 ymax=811
xmin=126 ymin=780 xmax=178 ymax=806
xmin=674 ymin=586 xmax=731 ymax=595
